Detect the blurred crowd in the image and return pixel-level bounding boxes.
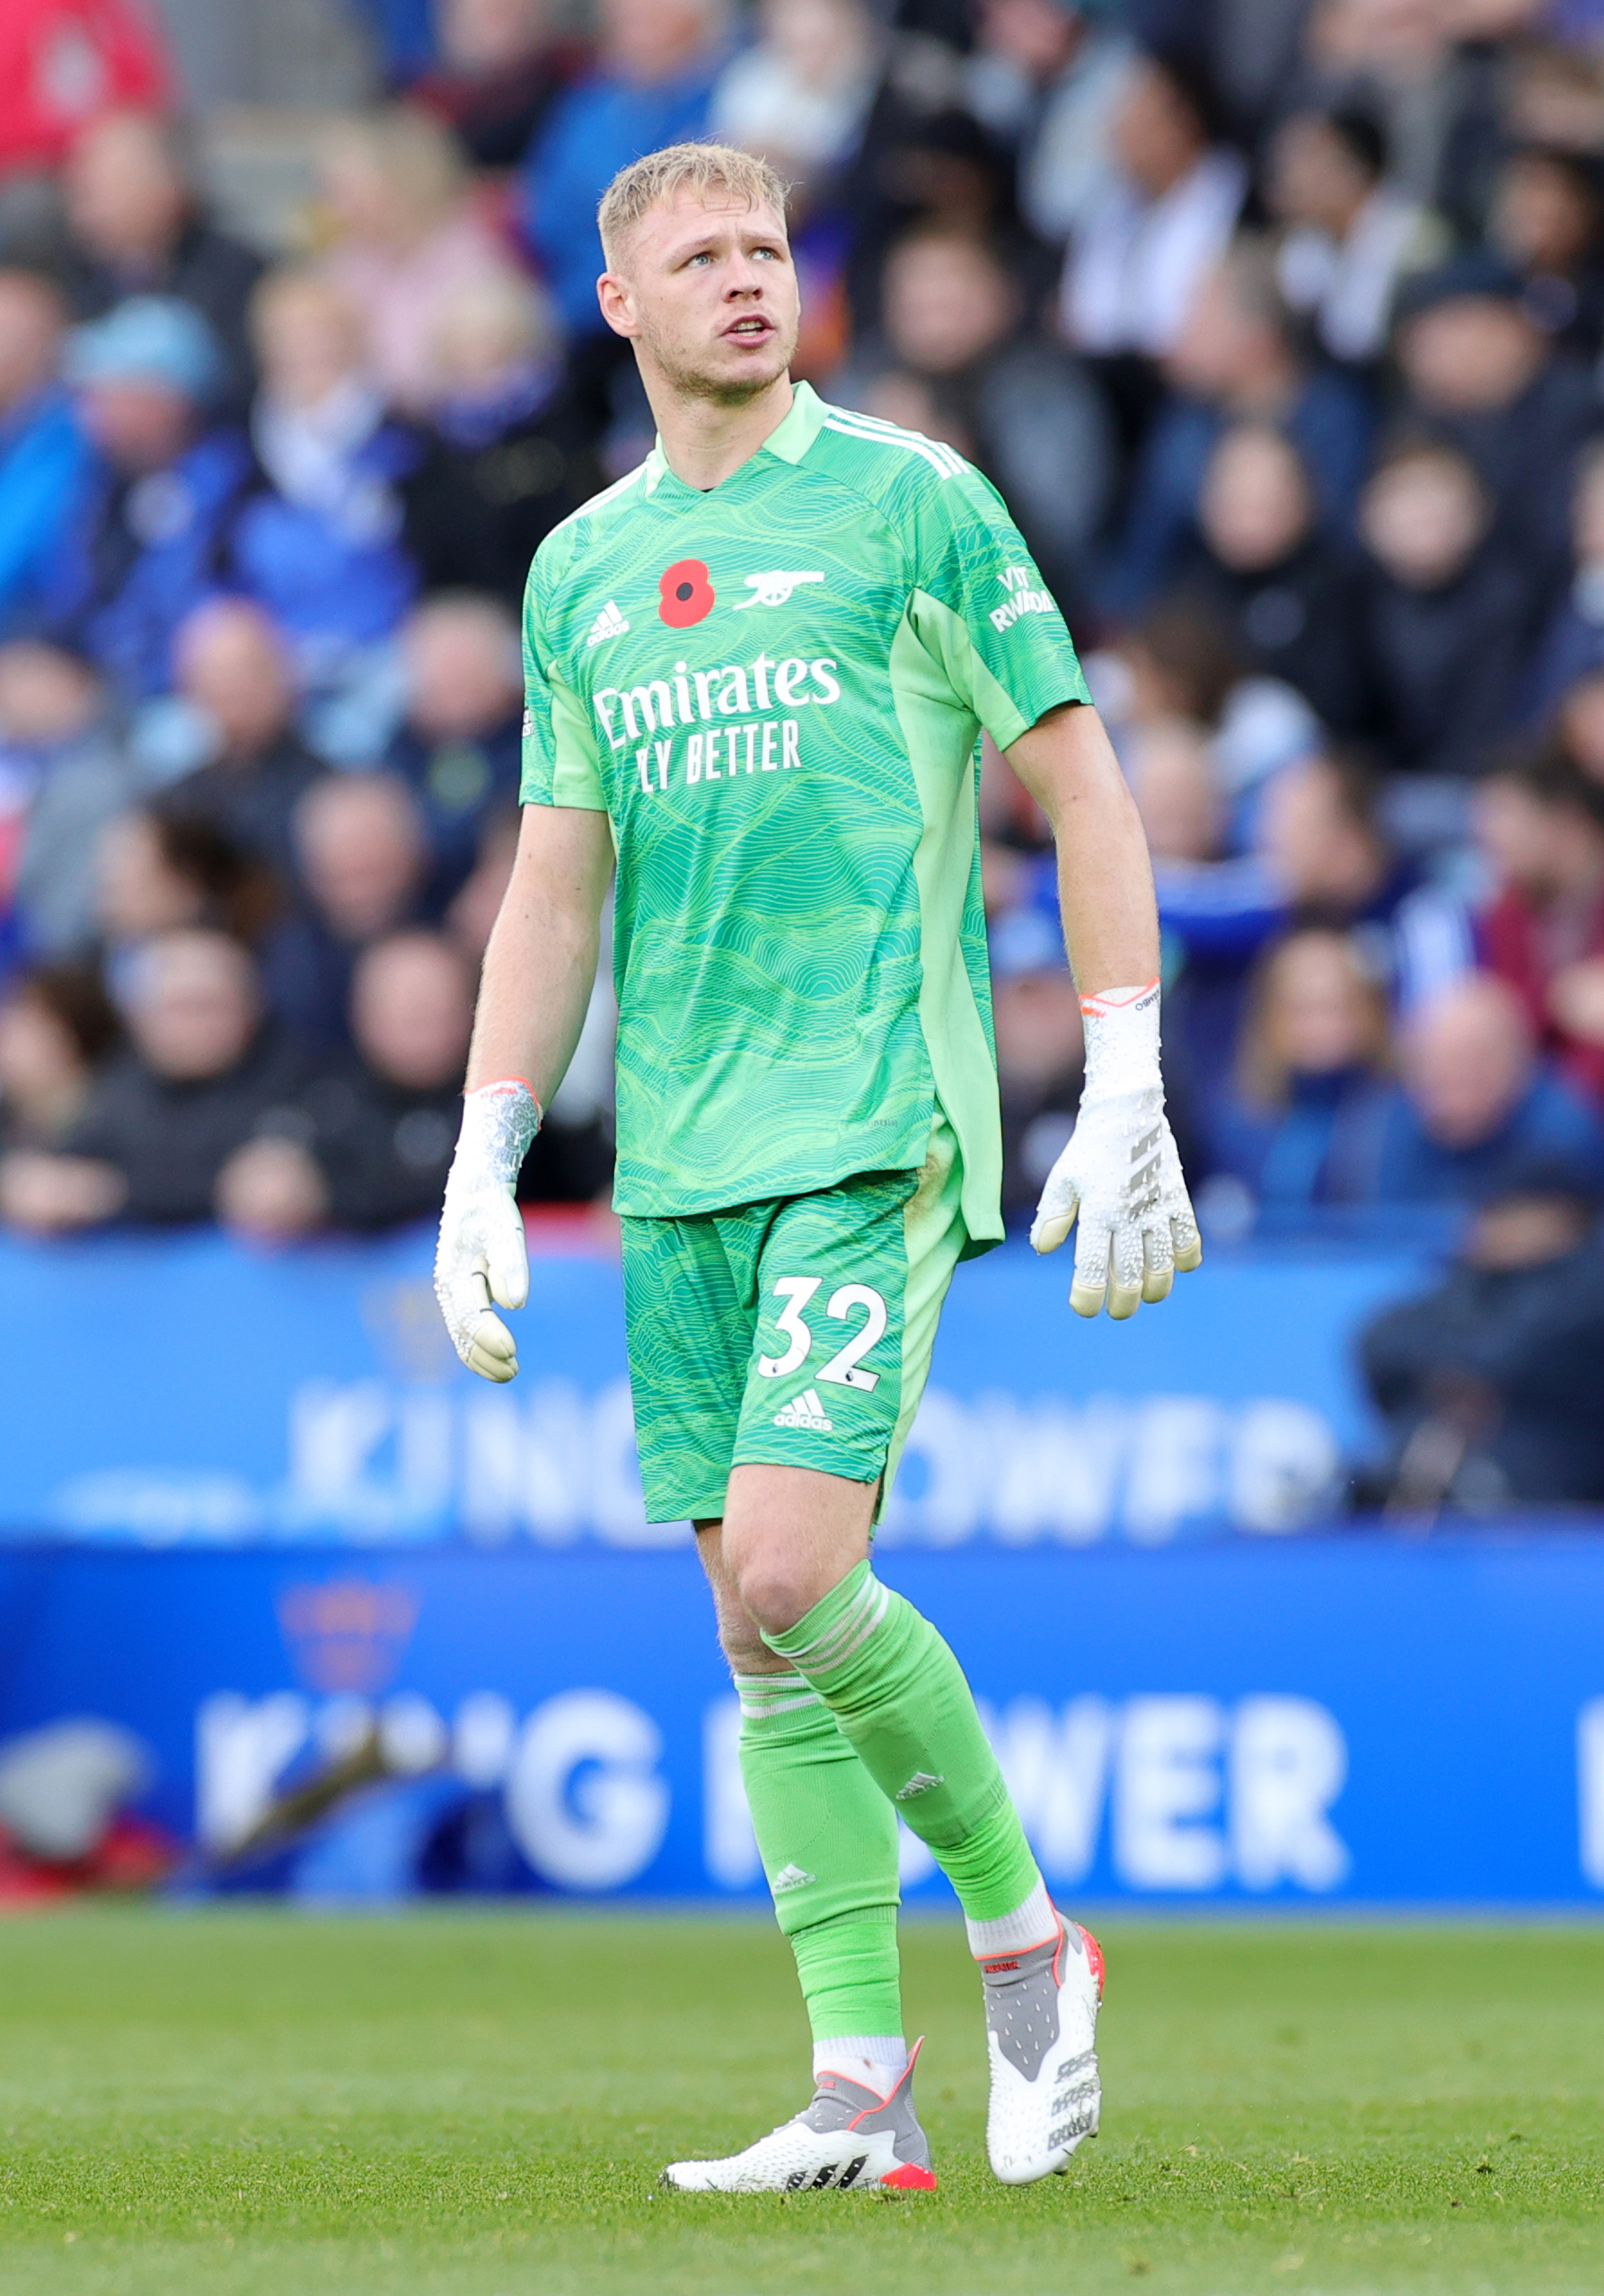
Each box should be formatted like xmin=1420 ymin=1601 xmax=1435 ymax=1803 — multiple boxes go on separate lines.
xmin=2 ymin=0 xmax=1604 ymax=1392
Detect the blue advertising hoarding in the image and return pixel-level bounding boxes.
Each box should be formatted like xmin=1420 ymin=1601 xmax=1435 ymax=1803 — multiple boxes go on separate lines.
xmin=0 ymin=1225 xmax=1425 ymax=1546
xmin=1 ymin=1538 xmax=1602 ymax=1907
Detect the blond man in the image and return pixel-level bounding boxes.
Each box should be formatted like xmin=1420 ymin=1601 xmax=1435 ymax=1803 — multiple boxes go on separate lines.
xmin=436 ymin=144 xmax=1200 ymax=2193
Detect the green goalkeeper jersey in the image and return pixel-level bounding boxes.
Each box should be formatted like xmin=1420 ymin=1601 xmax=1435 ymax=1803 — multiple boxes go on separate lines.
xmin=520 ymin=381 xmax=1089 ymax=1244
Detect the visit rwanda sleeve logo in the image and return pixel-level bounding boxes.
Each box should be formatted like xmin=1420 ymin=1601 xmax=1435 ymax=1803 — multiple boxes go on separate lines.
xmin=990 ymin=565 xmax=1055 ymax=632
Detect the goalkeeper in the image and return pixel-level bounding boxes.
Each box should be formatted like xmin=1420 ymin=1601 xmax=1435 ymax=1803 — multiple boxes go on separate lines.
xmin=435 ymin=143 xmax=1201 ymax=2195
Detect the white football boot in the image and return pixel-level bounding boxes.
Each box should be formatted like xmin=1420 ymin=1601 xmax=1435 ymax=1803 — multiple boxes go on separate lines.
xmin=980 ymin=1917 xmax=1104 ymax=2185
xmin=661 ymin=2037 xmax=938 ymax=2194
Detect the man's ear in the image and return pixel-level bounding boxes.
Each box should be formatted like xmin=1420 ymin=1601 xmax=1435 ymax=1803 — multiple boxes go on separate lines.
xmin=596 ymin=271 xmax=639 ymax=340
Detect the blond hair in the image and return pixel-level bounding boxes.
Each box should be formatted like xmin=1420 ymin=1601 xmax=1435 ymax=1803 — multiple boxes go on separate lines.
xmin=597 ymin=142 xmax=789 ymax=269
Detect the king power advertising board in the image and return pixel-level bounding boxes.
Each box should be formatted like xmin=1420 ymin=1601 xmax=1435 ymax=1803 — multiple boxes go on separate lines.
xmin=2 ymin=1541 xmax=1603 ymax=1906
xmin=0 ymin=1225 xmax=1426 ymax=1546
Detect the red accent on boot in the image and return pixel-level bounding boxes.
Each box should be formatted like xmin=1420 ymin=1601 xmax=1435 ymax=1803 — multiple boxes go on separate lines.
xmin=1079 ymin=1924 xmax=1106 ymax=2001
xmin=880 ymin=2162 xmax=939 ymax=2191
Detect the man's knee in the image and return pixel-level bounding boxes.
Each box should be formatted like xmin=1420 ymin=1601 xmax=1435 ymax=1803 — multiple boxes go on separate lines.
xmin=727 ymin=1536 xmax=849 ymax=1638
xmin=696 ymin=1519 xmax=786 ymax=1675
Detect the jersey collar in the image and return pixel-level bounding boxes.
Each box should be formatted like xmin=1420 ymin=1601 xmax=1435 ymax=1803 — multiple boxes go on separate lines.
xmin=642 ymin=379 xmax=829 ymax=498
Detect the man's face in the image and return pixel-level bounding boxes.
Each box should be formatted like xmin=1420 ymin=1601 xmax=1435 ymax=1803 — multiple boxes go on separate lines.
xmin=599 ymin=192 xmax=800 ymax=403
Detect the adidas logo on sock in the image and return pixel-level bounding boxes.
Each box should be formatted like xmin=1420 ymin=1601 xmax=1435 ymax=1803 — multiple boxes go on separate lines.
xmin=895 ymin=1772 xmax=944 ymax=1801
xmin=586 ymin=599 xmax=630 ymax=647
xmin=773 ymin=1388 xmax=833 ymax=1432
xmin=772 ymin=1862 xmax=815 ymax=1892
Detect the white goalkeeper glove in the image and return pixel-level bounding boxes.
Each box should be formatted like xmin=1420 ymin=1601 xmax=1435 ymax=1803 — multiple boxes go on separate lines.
xmin=434 ymin=1078 xmax=541 ymax=1381
xmin=1031 ymin=979 xmax=1202 ymax=1320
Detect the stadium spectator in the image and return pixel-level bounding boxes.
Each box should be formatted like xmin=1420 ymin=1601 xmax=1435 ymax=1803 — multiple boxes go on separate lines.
xmin=1352 ymin=436 xmax=1531 ymax=779
xmin=520 ymin=0 xmax=727 ymax=341
xmin=262 ymin=772 xmax=429 ymax=1055
xmin=58 ymin=111 xmax=263 ymax=412
xmin=1370 ymin=972 xmax=1604 ymax=1201
xmin=991 ymin=946 xmax=1084 ymax=1222
xmin=963 ymin=0 xmax=1134 ymax=251
xmin=1265 ymin=105 xmax=1441 ymax=369
xmin=314 ymin=108 xmax=524 ymax=416
xmin=1125 ymin=716 xmax=1225 ymax=867
xmin=0 ymin=962 xmax=119 ymax=1153
xmin=1206 ymin=926 xmax=1395 ymax=1211
xmin=3 ymin=641 xmax=134 ymax=959
xmin=1486 ymin=142 xmax=1604 ymax=360
xmin=93 ymin=807 xmax=276 ymax=975
xmin=231 ymin=269 xmax=419 ymax=682
xmin=47 ymin=295 xmax=248 ymax=699
xmin=220 ymin=928 xmax=472 ymax=1240
xmin=408 ymin=0 xmax=590 ymax=172
xmin=836 ymin=227 xmax=1115 ymax=611
xmin=1099 ymin=597 xmax=1320 ymax=817
xmin=162 ymin=600 xmax=324 ymax=883
xmin=1359 ymin=1166 xmax=1604 ymax=1506
xmin=0 ymin=0 xmax=167 ymax=180
xmin=1476 ymin=747 xmax=1604 ymax=1098
xmin=0 ymin=928 xmax=305 ymax=1231
xmin=1059 ymin=48 xmax=1249 ymax=387
xmin=709 ymin=0 xmax=879 ymax=189
xmin=1176 ymin=422 xmax=1369 ymax=735
xmin=1523 ymin=444 xmax=1604 ymax=722
xmin=1100 ymin=240 xmax=1374 ymax=617
xmin=1391 ymin=253 xmax=1600 ymax=586
xmin=1153 ymin=745 xmax=1472 ymax=1134
xmin=401 ymin=272 xmax=602 ymax=609
xmin=386 ymin=594 xmax=523 ymax=896
xmin=1555 ymin=667 xmax=1604 ymax=789
xmin=0 ymin=271 xmax=88 ymax=636
xmin=445 ymin=805 xmax=520 ymax=962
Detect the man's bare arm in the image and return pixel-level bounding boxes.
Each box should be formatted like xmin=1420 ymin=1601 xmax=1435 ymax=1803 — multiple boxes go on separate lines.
xmin=1004 ymin=700 xmax=1157 ymax=996
xmin=1000 ymin=700 xmax=1200 ymax=1319
xmin=436 ymin=803 xmax=614 ymax=1381
xmin=466 ymin=801 xmax=615 ymax=1098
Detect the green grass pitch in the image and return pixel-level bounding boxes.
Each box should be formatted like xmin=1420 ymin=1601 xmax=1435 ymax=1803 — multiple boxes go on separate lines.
xmin=0 ymin=1910 xmax=1600 ymax=2295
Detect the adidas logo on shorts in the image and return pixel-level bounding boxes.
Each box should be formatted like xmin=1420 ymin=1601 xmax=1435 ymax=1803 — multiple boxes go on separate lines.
xmin=586 ymin=599 xmax=630 ymax=647
xmin=773 ymin=1388 xmax=834 ymax=1433
xmin=771 ymin=1862 xmax=815 ymax=1892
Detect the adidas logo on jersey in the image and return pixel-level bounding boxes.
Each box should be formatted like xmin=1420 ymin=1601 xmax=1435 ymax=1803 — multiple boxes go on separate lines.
xmin=773 ymin=1388 xmax=834 ymax=1433
xmin=586 ymin=599 xmax=630 ymax=647
xmin=895 ymin=1772 xmax=945 ymax=1801
xmin=771 ymin=1862 xmax=815 ymax=1892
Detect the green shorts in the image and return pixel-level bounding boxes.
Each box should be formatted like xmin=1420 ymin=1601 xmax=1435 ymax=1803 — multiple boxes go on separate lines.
xmin=621 ymin=1114 xmax=968 ymax=1524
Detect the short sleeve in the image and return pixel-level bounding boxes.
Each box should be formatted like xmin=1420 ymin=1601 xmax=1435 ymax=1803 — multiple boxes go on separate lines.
xmin=903 ymin=464 xmax=1090 ymax=750
xmin=520 ymin=584 xmax=607 ymax=811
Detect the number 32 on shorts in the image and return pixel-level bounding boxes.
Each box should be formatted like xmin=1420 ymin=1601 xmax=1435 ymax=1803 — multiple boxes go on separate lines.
xmin=755 ymin=1277 xmax=888 ymax=1391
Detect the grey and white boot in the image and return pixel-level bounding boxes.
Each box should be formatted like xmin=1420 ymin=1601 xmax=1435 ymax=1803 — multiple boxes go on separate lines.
xmin=661 ymin=2036 xmax=939 ymax=2193
xmin=981 ymin=1919 xmax=1103 ymax=2185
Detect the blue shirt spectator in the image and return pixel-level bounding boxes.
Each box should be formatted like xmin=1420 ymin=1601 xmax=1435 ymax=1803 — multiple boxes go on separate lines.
xmin=520 ymin=0 xmax=726 ymax=338
xmin=1204 ymin=927 xmax=1397 ymax=1210
xmin=1372 ymin=972 xmax=1604 ymax=1202
xmin=0 ymin=274 xmax=90 ymax=637
xmin=1098 ymin=244 xmax=1374 ymax=620
xmin=42 ymin=298 xmax=250 ymax=700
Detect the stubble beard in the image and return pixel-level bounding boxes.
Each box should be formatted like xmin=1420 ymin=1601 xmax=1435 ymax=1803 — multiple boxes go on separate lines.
xmin=637 ymin=308 xmax=800 ymax=409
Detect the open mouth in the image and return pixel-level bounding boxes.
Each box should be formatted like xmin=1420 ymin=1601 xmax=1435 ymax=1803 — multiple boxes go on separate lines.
xmin=723 ymin=315 xmax=773 ymax=342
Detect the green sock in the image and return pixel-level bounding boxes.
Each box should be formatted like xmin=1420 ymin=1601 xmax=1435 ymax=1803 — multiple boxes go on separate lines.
xmin=736 ymin=1672 xmax=903 ymax=2043
xmin=762 ymin=1561 xmax=1042 ymax=1924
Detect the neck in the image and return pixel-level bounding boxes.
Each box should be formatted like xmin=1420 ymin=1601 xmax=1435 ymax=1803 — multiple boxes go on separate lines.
xmin=644 ymin=368 xmax=795 ymax=490
xmin=1229 ymin=353 xmax=1298 ymax=417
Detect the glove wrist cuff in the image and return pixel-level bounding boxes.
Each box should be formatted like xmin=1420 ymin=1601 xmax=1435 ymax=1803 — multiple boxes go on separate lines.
xmin=458 ymin=1078 xmax=542 ymax=1188
xmin=1079 ymin=979 xmax=1161 ymax=1101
